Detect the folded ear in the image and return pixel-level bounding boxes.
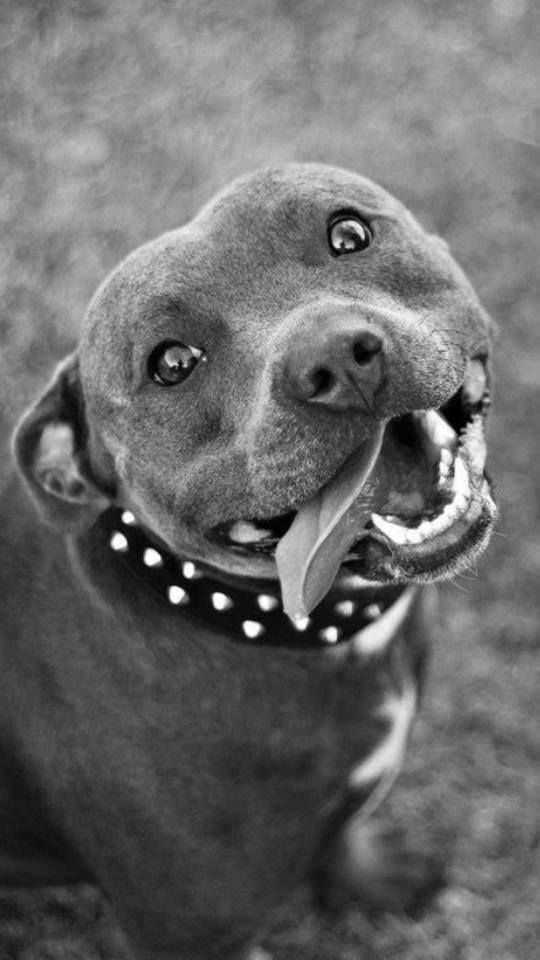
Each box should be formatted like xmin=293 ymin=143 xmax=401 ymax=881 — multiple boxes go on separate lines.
xmin=13 ymin=352 xmax=111 ymax=530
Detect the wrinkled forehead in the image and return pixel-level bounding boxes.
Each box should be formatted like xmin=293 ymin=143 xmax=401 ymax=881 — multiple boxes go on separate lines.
xmin=84 ymin=164 xmax=409 ymax=321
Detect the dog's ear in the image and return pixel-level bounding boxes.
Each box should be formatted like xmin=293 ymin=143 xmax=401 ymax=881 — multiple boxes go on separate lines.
xmin=13 ymin=352 xmax=110 ymax=529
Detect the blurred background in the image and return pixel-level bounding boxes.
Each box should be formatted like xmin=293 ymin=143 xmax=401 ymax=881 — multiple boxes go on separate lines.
xmin=0 ymin=0 xmax=538 ymax=957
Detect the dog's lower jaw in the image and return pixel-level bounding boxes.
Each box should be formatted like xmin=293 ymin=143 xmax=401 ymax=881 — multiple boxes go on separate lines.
xmin=347 ymin=494 xmax=496 ymax=585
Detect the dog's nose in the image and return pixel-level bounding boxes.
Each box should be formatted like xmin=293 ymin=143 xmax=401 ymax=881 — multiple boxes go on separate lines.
xmin=283 ymin=321 xmax=385 ymax=412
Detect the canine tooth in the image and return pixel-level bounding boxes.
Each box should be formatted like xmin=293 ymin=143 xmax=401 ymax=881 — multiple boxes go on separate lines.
xmin=463 ymin=358 xmax=487 ymax=405
xmin=453 ymin=494 xmax=470 ymax=514
xmin=420 ymin=410 xmax=457 ymax=450
xmin=440 ymin=448 xmax=454 ymax=466
xmin=371 ymin=513 xmax=409 ymax=545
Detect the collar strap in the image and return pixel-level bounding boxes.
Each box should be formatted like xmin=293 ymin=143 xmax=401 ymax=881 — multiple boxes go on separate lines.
xmin=103 ymin=507 xmax=409 ymax=649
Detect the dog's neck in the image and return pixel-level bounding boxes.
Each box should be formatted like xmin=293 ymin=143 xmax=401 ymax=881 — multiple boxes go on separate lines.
xmin=91 ymin=507 xmax=413 ymax=649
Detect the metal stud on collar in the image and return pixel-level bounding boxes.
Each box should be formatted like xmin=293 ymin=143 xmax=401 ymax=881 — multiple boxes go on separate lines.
xmin=211 ymin=592 xmax=233 ymax=611
xmin=319 ymin=625 xmax=342 ymax=644
xmin=168 ymin=585 xmax=188 ymax=605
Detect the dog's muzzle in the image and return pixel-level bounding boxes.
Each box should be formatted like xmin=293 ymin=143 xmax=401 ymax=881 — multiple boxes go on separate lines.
xmin=210 ymin=356 xmax=496 ymax=616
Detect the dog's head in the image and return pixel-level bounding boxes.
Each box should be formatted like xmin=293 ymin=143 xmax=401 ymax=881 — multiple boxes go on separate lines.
xmin=14 ymin=164 xmax=496 ymax=612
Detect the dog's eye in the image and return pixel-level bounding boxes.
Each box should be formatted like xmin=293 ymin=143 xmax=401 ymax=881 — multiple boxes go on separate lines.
xmin=148 ymin=340 xmax=205 ymax=386
xmin=328 ymin=214 xmax=372 ymax=256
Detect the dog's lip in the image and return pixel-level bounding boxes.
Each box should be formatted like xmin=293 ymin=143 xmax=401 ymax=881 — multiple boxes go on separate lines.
xmin=209 ymin=356 xmax=494 ymax=581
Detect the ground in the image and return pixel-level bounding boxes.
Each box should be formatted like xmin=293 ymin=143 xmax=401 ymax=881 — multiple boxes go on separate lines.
xmin=0 ymin=1 xmax=539 ymax=958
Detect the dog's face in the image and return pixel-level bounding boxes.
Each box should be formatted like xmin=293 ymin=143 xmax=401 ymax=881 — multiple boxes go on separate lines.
xmin=16 ymin=164 xmax=496 ymax=601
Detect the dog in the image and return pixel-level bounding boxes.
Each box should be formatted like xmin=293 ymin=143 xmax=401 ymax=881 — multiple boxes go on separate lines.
xmin=1 ymin=164 xmax=496 ymax=959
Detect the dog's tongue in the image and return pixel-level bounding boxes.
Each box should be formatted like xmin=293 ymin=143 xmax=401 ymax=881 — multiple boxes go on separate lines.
xmin=275 ymin=424 xmax=386 ymax=620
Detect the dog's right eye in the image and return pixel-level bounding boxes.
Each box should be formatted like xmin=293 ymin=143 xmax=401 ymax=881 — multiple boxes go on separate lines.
xmin=148 ymin=340 xmax=205 ymax=386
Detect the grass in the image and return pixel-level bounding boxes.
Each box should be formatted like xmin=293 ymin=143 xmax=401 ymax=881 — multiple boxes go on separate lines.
xmin=1 ymin=0 xmax=539 ymax=957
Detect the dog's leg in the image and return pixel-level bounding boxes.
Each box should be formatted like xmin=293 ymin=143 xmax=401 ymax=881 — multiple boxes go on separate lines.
xmin=312 ymin=589 xmax=444 ymax=916
xmin=312 ymin=805 xmax=446 ymax=916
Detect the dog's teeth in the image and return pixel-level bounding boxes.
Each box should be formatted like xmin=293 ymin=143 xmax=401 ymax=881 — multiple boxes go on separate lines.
xmin=464 ymin=414 xmax=488 ymax=474
xmin=430 ymin=513 xmax=453 ymax=534
xmin=438 ymin=462 xmax=450 ymax=482
xmin=372 ymin=448 xmax=474 ymax=548
xmin=373 ymin=489 xmax=473 ymax=547
xmin=462 ymin=358 xmax=487 ymax=406
xmin=417 ymin=517 xmax=439 ymax=536
xmin=418 ymin=409 xmax=457 ymax=451
xmin=437 ymin=447 xmax=455 ymax=488
xmin=403 ymin=526 xmax=424 ymax=544
xmin=229 ymin=520 xmax=272 ymax=544
xmin=371 ymin=513 xmax=410 ymax=545
xmin=452 ymin=455 xmax=471 ymax=498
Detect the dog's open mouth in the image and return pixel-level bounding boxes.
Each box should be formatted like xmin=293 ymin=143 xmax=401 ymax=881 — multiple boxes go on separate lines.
xmin=211 ymin=357 xmax=496 ymax=618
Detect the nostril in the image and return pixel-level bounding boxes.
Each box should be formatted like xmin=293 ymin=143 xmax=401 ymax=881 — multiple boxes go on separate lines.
xmin=352 ymin=331 xmax=383 ymax=367
xmin=310 ymin=367 xmax=335 ymax=397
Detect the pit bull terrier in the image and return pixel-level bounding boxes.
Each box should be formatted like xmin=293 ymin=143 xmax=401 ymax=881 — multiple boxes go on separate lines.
xmin=0 ymin=164 xmax=496 ymax=959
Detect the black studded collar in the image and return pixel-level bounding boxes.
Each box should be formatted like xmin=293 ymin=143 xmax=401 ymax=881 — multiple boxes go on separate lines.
xmin=102 ymin=507 xmax=407 ymax=649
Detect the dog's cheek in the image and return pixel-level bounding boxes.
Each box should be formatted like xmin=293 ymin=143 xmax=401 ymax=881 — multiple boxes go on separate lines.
xmin=113 ymin=440 xmax=256 ymax=536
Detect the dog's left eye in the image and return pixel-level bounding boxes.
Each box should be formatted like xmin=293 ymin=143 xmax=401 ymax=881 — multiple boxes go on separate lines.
xmin=148 ymin=341 xmax=205 ymax=386
xmin=328 ymin=214 xmax=372 ymax=255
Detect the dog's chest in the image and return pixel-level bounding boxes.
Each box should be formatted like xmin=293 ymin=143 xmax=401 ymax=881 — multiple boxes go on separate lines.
xmin=189 ymin=628 xmax=419 ymax=825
